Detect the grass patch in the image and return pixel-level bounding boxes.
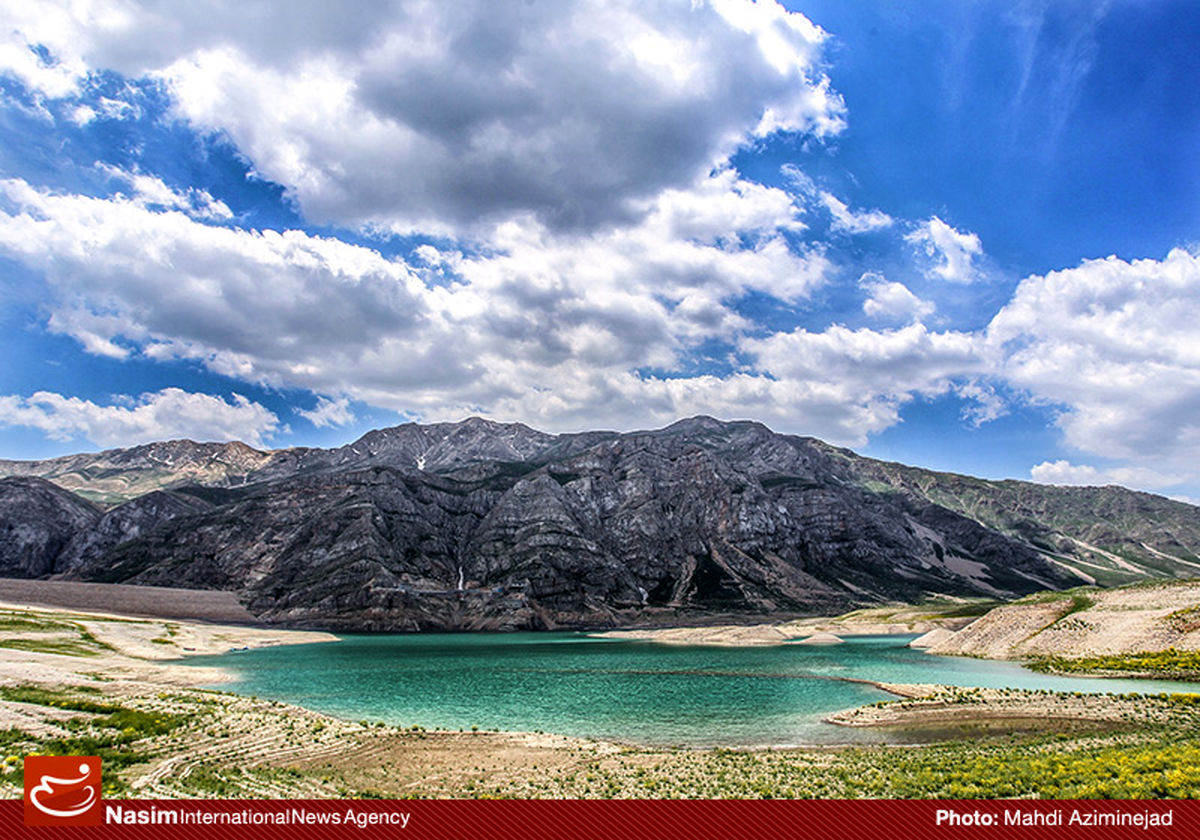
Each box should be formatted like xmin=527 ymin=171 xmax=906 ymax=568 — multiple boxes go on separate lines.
xmin=504 ymin=730 xmax=1200 ymax=799
xmin=0 ymin=638 xmax=104 ymax=657
xmin=75 ymin=626 xmax=118 ymax=653
xmin=0 ymin=613 xmax=74 ymax=633
xmin=1029 ymin=649 xmax=1200 ymax=680
xmin=0 ymin=684 xmax=122 ymax=713
xmin=0 ymin=684 xmax=189 ymax=796
xmin=1060 ymin=593 xmax=1095 ymax=617
xmin=915 ymin=600 xmax=1002 ymax=620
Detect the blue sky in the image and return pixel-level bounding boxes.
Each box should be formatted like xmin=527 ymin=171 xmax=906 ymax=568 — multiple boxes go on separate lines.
xmin=0 ymin=0 xmax=1198 ymax=500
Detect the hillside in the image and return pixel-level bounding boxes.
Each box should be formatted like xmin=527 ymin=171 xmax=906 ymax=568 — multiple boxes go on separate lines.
xmin=924 ymin=580 xmax=1200 ymax=660
xmin=813 ymin=444 xmax=1200 ymax=584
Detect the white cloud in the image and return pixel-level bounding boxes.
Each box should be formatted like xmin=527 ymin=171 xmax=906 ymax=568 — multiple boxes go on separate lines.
xmin=0 ymin=389 xmax=281 ymax=448
xmin=97 ymin=164 xmax=233 ymax=220
xmin=1030 ymin=460 xmax=1186 ymax=491
xmin=0 ymin=174 xmax=996 ymax=448
xmin=905 ymin=216 xmax=982 ymax=283
xmin=954 ymin=380 xmax=1007 ymax=426
xmin=70 ymin=95 xmax=136 ymax=125
xmin=741 ymin=323 xmax=986 ymax=442
xmin=821 ymin=192 xmax=893 ymax=233
xmin=0 ymin=2 xmax=90 ymax=99
xmin=859 ymin=273 xmax=934 ymax=323
xmin=0 ymin=175 xmax=851 ymax=438
xmin=989 ymin=248 xmax=1200 ymax=464
xmin=3 ymin=0 xmax=843 ymax=235
xmin=298 ymin=396 xmax=355 ymax=429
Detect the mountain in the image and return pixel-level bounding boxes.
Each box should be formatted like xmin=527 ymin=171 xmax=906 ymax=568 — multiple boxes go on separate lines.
xmin=1 ymin=417 xmax=1197 ymax=631
xmin=0 ymin=440 xmax=269 ymax=505
xmin=0 ymin=477 xmax=100 ymax=577
xmin=814 ymin=446 xmax=1200 ymax=585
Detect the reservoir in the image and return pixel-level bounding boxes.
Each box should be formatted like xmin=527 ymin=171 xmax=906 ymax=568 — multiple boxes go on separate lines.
xmin=193 ymin=633 xmax=1200 ymax=747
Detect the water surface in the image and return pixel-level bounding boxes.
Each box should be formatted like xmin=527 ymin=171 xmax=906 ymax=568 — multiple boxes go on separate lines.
xmin=192 ymin=633 xmax=1200 ymax=747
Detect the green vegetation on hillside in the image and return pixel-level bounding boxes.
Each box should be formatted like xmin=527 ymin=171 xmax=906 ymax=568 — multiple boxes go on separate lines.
xmin=540 ymin=728 xmax=1200 ymax=799
xmin=1030 ymin=650 xmax=1200 ymax=681
xmin=821 ymin=442 xmax=1200 ymax=584
xmin=1167 ymin=606 xmax=1200 ymax=633
xmin=0 ymin=685 xmax=188 ymax=794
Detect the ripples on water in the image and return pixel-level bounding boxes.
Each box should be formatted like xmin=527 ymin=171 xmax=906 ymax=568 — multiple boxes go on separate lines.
xmin=192 ymin=633 xmax=1200 ymax=747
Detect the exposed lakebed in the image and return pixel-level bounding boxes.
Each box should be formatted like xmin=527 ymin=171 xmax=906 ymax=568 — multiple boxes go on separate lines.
xmin=192 ymin=633 xmax=1200 ymax=747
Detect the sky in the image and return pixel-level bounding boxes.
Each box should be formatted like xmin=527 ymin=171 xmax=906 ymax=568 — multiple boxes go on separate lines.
xmin=0 ymin=0 xmax=1198 ymax=500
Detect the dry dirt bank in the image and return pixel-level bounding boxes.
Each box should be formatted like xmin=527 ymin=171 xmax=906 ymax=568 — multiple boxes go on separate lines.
xmin=923 ymin=581 xmax=1200 ymax=659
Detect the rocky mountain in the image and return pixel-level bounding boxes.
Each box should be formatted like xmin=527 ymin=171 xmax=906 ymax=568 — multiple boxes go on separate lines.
xmin=55 ymin=490 xmax=213 ymax=573
xmin=0 ymin=440 xmax=269 ymax=505
xmin=0 ymin=477 xmax=100 ymax=577
xmin=815 ymin=446 xmax=1200 ymax=585
xmin=1 ymin=417 xmax=1197 ymax=631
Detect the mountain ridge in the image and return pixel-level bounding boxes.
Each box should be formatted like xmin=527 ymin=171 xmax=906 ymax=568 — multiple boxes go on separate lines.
xmin=1 ymin=416 xmax=1197 ymax=631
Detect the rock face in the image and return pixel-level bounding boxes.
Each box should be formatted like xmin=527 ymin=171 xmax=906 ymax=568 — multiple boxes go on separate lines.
xmin=55 ymin=491 xmax=213 ymax=573
xmin=1 ymin=417 xmax=1197 ymax=631
xmin=817 ymin=445 xmax=1200 ymax=584
xmin=0 ymin=478 xmax=100 ymax=577
xmin=908 ymin=628 xmax=957 ymax=649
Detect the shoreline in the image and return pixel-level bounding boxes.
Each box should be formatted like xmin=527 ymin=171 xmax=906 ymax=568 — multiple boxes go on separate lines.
xmin=3 ymin=599 xmax=1200 ymax=798
xmin=0 ymin=598 xmax=338 ymax=689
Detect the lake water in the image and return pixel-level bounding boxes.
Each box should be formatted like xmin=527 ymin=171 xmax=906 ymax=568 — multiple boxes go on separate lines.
xmin=193 ymin=633 xmax=1200 ymax=747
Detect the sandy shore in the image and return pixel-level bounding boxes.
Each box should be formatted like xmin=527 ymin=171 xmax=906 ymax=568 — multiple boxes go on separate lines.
xmin=826 ymin=683 xmax=1196 ymax=734
xmin=0 ymin=599 xmax=337 ymax=688
xmin=593 ymin=602 xmax=982 ymax=646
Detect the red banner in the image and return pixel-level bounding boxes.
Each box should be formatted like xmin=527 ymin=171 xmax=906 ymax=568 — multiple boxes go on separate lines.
xmin=0 ymin=798 xmax=1195 ymax=840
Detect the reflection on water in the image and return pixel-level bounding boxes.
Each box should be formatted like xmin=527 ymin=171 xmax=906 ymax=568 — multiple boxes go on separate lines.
xmin=191 ymin=632 xmax=1200 ymax=748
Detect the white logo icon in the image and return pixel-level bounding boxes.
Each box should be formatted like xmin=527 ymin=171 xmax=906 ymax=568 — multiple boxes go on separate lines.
xmin=29 ymin=762 xmax=98 ymax=818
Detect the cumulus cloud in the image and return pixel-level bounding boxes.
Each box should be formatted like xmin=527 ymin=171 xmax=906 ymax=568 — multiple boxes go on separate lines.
xmin=859 ymin=273 xmax=934 ymax=323
xmin=821 ymin=192 xmax=893 ymax=233
xmin=0 ymin=172 xmax=992 ymax=448
xmin=741 ymin=323 xmax=986 ymax=441
xmin=96 ymin=164 xmax=232 ymax=220
xmin=0 ymin=389 xmax=281 ymax=448
xmin=906 ymin=216 xmax=982 ymax=283
xmin=0 ymin=177 xmax=437 ymax=384
xmin=1030 ymin=460 xmax=1186 ymax=491
xmin=298 ymin=396 xmax=355 ymax=429
xmin=0 ymin=175 xmax=861 ymax=438
xmin=954 ymin=380 xmax=1008 ymax=426
xmin=3 ymin=0 xmax=843 ymax=234
xmin=988 ymin=248 xmax=1200 ymax=464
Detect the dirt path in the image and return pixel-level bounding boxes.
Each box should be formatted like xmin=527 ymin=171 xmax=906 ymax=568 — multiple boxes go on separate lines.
xmin=0 ymin=578 xmax=259 ymax=624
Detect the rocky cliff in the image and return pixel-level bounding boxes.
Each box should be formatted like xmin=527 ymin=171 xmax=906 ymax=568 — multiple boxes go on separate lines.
xmin=0 ymin=478 xmax=100 ymax=577
xmin=1 ymin=417 xmax=1197 ymax=630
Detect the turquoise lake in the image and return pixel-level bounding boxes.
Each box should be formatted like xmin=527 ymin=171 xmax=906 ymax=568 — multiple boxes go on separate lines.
xmin=193 ymin=633 xmax=1200 ymax=747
